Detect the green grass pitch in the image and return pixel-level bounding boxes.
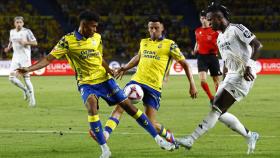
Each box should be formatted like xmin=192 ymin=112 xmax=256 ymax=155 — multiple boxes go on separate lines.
xmin=0 ymin=75 xmax=279 ymax=158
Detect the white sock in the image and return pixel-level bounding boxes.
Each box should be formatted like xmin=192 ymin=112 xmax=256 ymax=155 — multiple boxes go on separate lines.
xmin=219 ymin=112 xmax=251 ymax=138
xmin=101 ymin=143 xmax=110 ymax=152
xmin=24 ymin=76 xmax=34 ymax=94
xmin=190 ymin=110 xmax=221 ymax=140
xmin=103 ymin=131 xmax=110 ymax=140
xmin=9 ymin=76 xmax=27 ymax=92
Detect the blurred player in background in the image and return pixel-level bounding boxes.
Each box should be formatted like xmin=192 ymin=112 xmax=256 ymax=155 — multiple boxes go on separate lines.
xmin=193 ymin=10 xmax=221 ymax=104
xmin=176 ymin=3 xmax=262 ymax=154
xmin=99 ymin=15 xmax=197 ymax=146
xmin=17 ymin=11 xmax=175 ymax=158
xmin=4 ymin=16 xmax=37 ymax=107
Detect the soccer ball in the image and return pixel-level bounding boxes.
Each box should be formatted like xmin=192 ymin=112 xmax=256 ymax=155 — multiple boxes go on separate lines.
xmin=124 ymin=84 xmax=144 ymax=104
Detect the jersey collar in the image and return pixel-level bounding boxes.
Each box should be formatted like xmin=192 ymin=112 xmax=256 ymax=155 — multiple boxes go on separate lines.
xmin=149 ymin=35 xmax=165 ymax=41
xmin=74 ymin=30 xmax=86 ymax=41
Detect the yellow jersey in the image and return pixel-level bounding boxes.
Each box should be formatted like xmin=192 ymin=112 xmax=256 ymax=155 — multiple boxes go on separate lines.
xmin=50 ymin=31 xmax=110 ymax=85
xmin=132 ymin=38 xmax=185 ymax=92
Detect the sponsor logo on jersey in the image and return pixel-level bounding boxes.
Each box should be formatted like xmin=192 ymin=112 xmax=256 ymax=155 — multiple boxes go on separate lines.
xmin=142 ymin=50 xmax=160 ymax=60
xmin=79 ymin=50 xmax=100 ymax=59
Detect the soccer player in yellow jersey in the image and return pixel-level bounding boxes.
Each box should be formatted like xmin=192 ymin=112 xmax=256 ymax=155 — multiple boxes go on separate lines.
xmin=17 ymin=11 xmax=175 ymax=158
xmin=102 ymin=15 xmax=198 ymax=146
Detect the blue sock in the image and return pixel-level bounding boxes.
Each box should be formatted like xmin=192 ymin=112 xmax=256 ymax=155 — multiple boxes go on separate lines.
xmin=88 ymin=115 xmax=106 ymax=145
xmin=133 ymin=110 xmax=158 ymax=138
xmin=104 ymin=117 xmax=120 ymax=134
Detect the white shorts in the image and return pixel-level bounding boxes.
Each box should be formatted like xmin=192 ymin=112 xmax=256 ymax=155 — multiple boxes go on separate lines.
xmin=217 ymin=73 xmax=256 ymax=101
xmin=10 ymin=58 xmax=31 ymax=73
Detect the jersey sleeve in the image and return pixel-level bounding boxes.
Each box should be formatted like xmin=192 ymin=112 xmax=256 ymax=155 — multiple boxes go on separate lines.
xmin=50 ymin=36 xmax=69 ymax=59
xmin=233 ymin=24 xmax=256 ymax=45
xmin=98 ymin=39 xmax=103 ymax=56
xmin=170 ymin=42 xmax=185 ymax=61
xmin=26 ymin=29 xmax=37 ymax=42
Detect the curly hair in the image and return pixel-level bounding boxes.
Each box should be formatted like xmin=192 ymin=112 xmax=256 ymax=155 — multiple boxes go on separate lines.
xmin=206 ymin=2 xmax=230 ymax=20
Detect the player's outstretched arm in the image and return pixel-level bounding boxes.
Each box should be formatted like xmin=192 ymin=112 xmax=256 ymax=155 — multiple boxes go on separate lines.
xmin=17 ymin=54 xmax=55 ymax=74
xmin=115 ymin=54 xmax=140 ymax=80
xmin=102 ymin=59 xmax=115 ymax=77
xmin=178 ymin=59 xmax=198 ymax=98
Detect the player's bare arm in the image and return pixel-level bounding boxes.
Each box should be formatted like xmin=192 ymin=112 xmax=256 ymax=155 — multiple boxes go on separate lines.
xmin=18 ymin=40 xmax=38 ymax=46
xmin=177 ymin=59 xmax=198 ymax=98
xmin=244 ymin=38 xmax=263 ymax=81
xmin=192 ymin=42 xmax=198 ymax=55
xmin=4 ymin=42 xmax=12 ymax=53
xmin=17 ymin=54 xmax=55 ymax=74
xmin=115 ymin=54 xmax=140 ymax=80
xmin=102 ymin=59 xmax=115 ymax=77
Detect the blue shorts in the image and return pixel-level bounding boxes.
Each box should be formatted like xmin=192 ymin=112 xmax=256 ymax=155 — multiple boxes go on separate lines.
xmin=78 ymin=79 xmax=127 ymax=106
xmin=125 ymin=81 xmax=161 ymax=110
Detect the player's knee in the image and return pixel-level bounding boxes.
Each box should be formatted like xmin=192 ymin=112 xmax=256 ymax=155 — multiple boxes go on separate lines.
xmin=200 ymin=80 xmax=207 ymax=84
xmin=9 ymin=75 xmax=16 ymax=83
xmin=23 ymin=75 xmax=30 ymax=80
xmin=111 ymin=106 xmax=124 ymax=117
xmin=85 ymin=95 xmax=98 ymax=115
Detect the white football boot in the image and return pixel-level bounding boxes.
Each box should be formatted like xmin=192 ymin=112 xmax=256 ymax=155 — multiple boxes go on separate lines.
xmin=175 ymin=136 xmax=194 ymax=150
xmin=155 ymin=135 xmax=175 ymax=151
xmin=247 ymin=132 xmax=259 ymax=154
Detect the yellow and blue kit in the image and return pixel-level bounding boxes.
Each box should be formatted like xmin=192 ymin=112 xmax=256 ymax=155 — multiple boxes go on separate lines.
xmin=50 ymin=31 xmax=127 ymax=105
xmin=130 ymin=37 xmax=185 ymax=109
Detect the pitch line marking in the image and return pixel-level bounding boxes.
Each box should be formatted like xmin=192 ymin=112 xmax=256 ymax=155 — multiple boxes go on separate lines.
xmin=0 ymin=129 xmax=278 ymax=138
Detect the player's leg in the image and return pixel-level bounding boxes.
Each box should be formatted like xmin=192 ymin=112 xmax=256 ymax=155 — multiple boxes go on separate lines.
xmin=97 ymin=79 xmax=175 ymax=151
xmin=9 ymin=61 xmax=28 ymax=98
xmin=219 ymin=112 xmax=252 ymax=138
xmin=198 ymin=55 xmax=214 ymax=101
xmin=79 ymin=84 xmax=111 ymax=158
xmin=199 ymin=71 xmax=214 ymax=101
xmin=212 ymin=75 xmax=220 ymax=92
xmin=103 ymin=105 xmax=124 ymax=140
xmin=118 ymin=99 xmax=175 ymax=151
xmin=23 ymin=73 xmax=35 ymax=106
xmin=209 ymin=55 xmax=222 ymax=93
xmin=144 ymin=105 xmax=176 ymax=144
xmin=176 ymin=88 xmax=236 ymax=149
xmin=208 ymin=55 xmax=222 ymax=99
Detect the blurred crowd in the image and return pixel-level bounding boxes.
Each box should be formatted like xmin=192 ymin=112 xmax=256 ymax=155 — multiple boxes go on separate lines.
xmin=0 ymin=0 xmax=63 ymax=60
xmin=195 ymin=0 xmax=280 ymax=32
xmin=0 ymin=0 xmax=279 ymax=60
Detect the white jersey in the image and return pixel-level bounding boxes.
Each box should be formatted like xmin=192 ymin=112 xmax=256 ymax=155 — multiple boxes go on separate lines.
xmin=9 ymin=27 xmax=36 ymax=61
xmin=217 ymin=23 xmax=256 ymax=75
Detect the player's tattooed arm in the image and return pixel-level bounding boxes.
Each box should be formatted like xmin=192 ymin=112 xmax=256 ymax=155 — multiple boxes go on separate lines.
xmin=17 ymin=54 xmax=55 ymax=74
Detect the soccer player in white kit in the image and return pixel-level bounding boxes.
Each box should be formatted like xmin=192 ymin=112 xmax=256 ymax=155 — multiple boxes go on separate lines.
xmin=4 ymin=16 xmax=37 ymax=107
xmin=176 ymin=3 xmax=263 ymax=154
